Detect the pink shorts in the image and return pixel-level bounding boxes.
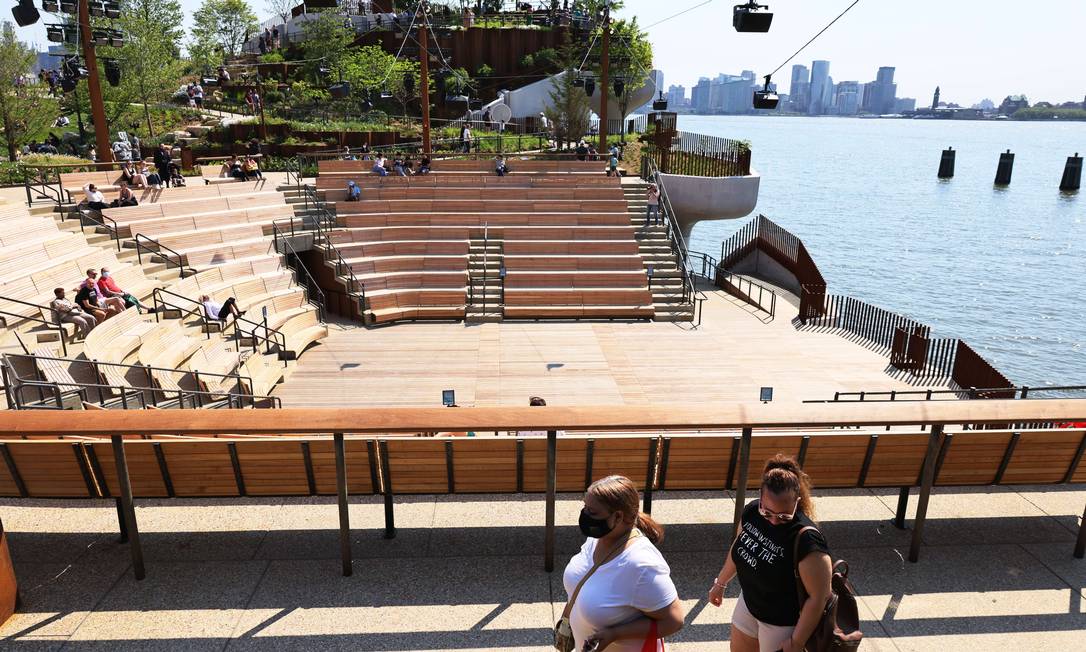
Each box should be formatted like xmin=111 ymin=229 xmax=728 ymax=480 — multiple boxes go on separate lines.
xmin=731 ymin=592 xmax=795 ymax=652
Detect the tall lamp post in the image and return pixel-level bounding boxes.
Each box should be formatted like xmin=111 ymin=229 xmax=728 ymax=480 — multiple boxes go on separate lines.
xmin=417 ymin=0 xmax=432 ymax=155
xmin=597 ymin=0 xmax=611 ymax=153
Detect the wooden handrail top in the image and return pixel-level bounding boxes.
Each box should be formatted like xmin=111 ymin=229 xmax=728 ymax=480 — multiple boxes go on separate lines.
xmin=1 ymin=400 xmax=1084 ymax=437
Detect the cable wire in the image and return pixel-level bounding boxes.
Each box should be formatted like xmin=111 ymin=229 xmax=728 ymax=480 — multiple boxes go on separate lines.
xmin=769 ymin=0 xmax=862 ymax=76
xmin=643 ymin=0 xmax=717 ymax=29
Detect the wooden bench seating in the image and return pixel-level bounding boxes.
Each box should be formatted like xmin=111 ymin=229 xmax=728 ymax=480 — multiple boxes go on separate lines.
xmin=331 ymin=225 xmax=636 ymax=243
xmin=87 ymin=180 xmax=274 ymax=206
xmin=315 ymin=178 xmax=624 ymax=200
xmin=321 ymin=174 xmax=621 ymax=189
xmin=318 ymin=159 xmax=606 ymax=174
xmin=239 ymin=352 xmax=285 ymax=397
xmin=504 ymin=271 xmax=650 ymax=289
xmin=354 ymin=271 xmax=469 ymax=291
xmin=0 ymin=250 xmax=130 ymax=321
xmin=83 ymin=308 xmax=158 ymax=387
xmin=503 ymin=288 xmax=654 ymax=320
xmin=503 ymin=255 xmax=646 ymax=271
xmin=105 ymin=196 xmax=289 ymax=237
xmin=339 ymin=213 xmax=632 ymax=228
xmin=334 ymin=240 xmax=471 ymax=259
xmin=346 ymin=254 xmax=469 ymax=275
xmin=277 ymin=309 xmax=328 ymax=357
xmin=167 ymin=235 xmax=278 ymax=269
xmin=59 ymin=170 xmax=125 ymax=202
xmin=0 ymin=218 xmax=63 ymax=247
xmin=503 ymin=240 xmax=641 ymax=256
xmin=365 ymin=288 xmax=466 ymax=311
xmin=0 ymin=232 xmax=90 ymax=281
xmin=332 ymin=199 xmax=627 ymax=214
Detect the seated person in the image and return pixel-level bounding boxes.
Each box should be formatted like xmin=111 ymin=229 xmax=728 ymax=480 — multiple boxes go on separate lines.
xmin=417 ymin=156 xmax=431 ymax=174
xmin=74 ymin=282 xmax=114 ymax=322
xmin=82 ymin=269 xmax=126 ymax=314
xmin=199 ymin=294 xmax=245 ymax=322
xmin=371 ymin=155 xmax=388 ymax=176
xmin=49 ymin=287 xmax=96 ymax=339
xmin=110 ymin=181 xmax=138 ymax=207
xmin=167 ymin=162 xmax=186 ymax=186
xmin=242 ymin=156 xmax=262 ymax=179
xmin=97 ymin=266 xmax=154 ymax=314
xmin=402 ymin=157 xmax=414 ymax=175
xmin=139 ymin=161 xmax=161 ymax=189
xmin=392 ymin=156 xmax=407 ymax=177
xmin=342 ymin=146 xmax=355 ymax=161
xmin=494 ymin=155 xmax=509 ymax=177
xmin=228 ymin=156 xmax=246 ymax=180
xmin=345 ymin=180 xmax=361 ymax=201
xmin=82 ymin=183 xmax=108 ymax=211
xmin=118 ymin=161 xmax=136 ymax=185
xmin=218 ymin=159 xmax=233 ymax=178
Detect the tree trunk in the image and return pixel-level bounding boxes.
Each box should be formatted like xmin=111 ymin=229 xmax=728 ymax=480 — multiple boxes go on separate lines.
xmin=4 ymin=114 xmax=16 ymax=162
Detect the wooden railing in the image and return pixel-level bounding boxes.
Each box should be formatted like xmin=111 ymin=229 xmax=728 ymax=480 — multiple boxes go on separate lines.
xmin=2 ymin=400 xmax=1085 ymax=578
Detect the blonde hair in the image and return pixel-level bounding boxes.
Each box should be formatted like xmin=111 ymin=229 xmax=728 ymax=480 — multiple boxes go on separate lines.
xmin=587 ymin=475 xmax=664 ymax=544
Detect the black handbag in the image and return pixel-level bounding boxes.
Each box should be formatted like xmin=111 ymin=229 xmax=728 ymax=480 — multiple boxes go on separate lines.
xmin=792 ymin=526 xmax=863 ymax=651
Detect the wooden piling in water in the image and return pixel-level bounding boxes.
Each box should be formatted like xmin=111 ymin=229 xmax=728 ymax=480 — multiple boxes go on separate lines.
xmin=1060 ymin=153 xmax=1082 ymax=191
xmin=938 ymin=147 xmax=955 ymax=178
xmin=994 ymin=149 xmax=1014 ymax=186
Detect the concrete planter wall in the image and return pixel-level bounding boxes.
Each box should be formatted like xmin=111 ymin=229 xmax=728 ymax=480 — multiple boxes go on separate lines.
xmin=659 ymin=170 xmax=761 ymax=241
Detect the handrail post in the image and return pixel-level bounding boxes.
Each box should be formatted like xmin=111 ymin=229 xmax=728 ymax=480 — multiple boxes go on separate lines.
xmin=731 ymin=427 xmax=753 ymax=537
xmin=112 ymin=434 xmax=145 ymax=580
xmin=544 ymin=429 xmax=558 ymax=572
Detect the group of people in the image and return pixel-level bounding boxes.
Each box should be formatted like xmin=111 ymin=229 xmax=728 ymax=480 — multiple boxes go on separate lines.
xmin=257 ymin=26 xmax=281 ymax=55
xmin=367 ymin=153 xmax=431 ymax=177
xmin=20 ymin=132 xmax=64 ymax=157
xmin=48 ymin=268 xmax=154 ymax=339
xmin=185 ymin=82 xmax=205 ymax=109
xmin=218 ymin=155 xmax=263 ymax=181
xmin=244 ymin=89 xmax=263 ymax=115
xmin=560 ymin=455 xmax=835 ymax=652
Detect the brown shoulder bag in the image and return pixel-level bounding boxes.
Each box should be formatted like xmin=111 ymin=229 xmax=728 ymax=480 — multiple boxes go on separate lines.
xmin=792 ymin=526 xmax=863 ymax=652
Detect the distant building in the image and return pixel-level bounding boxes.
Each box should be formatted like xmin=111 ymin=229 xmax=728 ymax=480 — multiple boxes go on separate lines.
xmin=894 ymin=98 xmax=916 ymax=113
xmin=808 ymin=60 xmax=830 ymax=115
xmin=835 ymin=81 xmax=863 ymax=115
xmin=865 ymin=66 xmax=898 ymax=114
xmin=691 ymin=78 xmax=712 ymax=113
xmin=666 ymin=84 xmax=686 ymax=108
xmin=931 ymin=86 xmax=941 ymax=110
xmin=789 ymin=64 xmax=810 ymax=113
xmin=972 ymin=98 xmax=995 ymax=111
xmin=999 ymin=95 xmax=1030 ymax=115
xmin=34 ymin=44 xmax=67 ymax=75
xmin=634 ymin=70 xmax=664 ymax=113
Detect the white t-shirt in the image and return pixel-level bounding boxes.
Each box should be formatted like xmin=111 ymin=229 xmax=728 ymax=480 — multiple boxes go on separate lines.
xmin=562 ymin=533 xmax=677 ymax=652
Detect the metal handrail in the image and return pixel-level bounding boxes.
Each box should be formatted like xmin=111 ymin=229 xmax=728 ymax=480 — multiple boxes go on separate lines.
xmin=301 ymin=184 xmax=367 ymax=314
xmin=151 ymin=286 xmax=288 ymax=357
xmin=8 ymin=376 xmax=279 ymax=410
xmin=133 ymin=234 xmax=196 ymax=278
xmin=22 ymin=165 xmax=63 ymax=206
xmin=271 ymin=221 xmax=327 ymax=323
xmin=643 ymin=156 xmax=695 ymax=307
xmin=78 ymin=208 xmax=122 ymax=250
xmin=2 ymin=351 xmax=268 ymax=410
xmin=812 ymin=385 xmax=1086 ymax=403
xmin=0 ymin=299 xmax=69 ymax=356
xmin=688 ymin=250 xmax=776 ymax=319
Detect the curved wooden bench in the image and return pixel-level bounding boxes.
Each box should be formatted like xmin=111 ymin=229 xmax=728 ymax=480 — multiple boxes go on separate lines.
xmin=340 ymin=213 xmax=631 ymax=228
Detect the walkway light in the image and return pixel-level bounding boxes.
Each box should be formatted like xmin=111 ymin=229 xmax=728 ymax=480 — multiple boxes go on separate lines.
xmin=733 ymin=2 xmax=772 ymax=32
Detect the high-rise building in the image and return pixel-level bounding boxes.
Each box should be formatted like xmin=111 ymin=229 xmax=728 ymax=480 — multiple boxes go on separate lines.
xmin=808 ymin=60 xmax=830 ymax=115
xmin=835 ymin=81 xmax=863 ymax=115
xmin=894 ymin=98 xmax=916 ymax=113
xmin=691 ymin=78 xmax=712 ymax=113
xmin=666 ymin=85 xmax=686 ymax=108
xmin=865 ymin=66 xmax=898 ymax=114
xmin=789 ymin=64 xmax=810 ymax=113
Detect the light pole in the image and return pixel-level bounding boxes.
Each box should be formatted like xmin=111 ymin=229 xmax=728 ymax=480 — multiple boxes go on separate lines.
xmin=417 ymin=0 xmax=432 ymax=155
xmin=597 ymin=0 xmax=611 ymax=152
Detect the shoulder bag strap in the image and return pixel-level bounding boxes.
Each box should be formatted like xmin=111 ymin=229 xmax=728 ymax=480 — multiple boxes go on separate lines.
xmin=561 ymin=531 xmax=640 ymax=620
xmin=792 ymin=525 xmax=820 ymax=604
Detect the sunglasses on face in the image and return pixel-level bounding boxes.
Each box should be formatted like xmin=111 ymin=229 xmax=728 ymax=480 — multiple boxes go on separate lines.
xmin=758 ymin=490 xmax=799 ymax=522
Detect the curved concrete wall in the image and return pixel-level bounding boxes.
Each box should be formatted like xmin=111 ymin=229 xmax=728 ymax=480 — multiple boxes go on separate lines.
xmin=659 ymin=170 xmax=761 ymax=240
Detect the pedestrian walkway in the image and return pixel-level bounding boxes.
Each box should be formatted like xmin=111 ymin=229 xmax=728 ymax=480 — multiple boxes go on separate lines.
xmin=1 ymin=486 xmax=1082 ymax=649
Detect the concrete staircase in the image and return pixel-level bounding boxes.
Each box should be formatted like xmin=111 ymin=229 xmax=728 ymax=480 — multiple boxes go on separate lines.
xmin=465 ymin=232 xmax=503 ymax=323
xmin=623 ymin=182 xmax=694 ymax=322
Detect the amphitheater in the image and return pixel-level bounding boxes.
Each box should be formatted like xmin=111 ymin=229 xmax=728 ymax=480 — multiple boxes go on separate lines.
xmin=0 ymin=158 xmax=1083 ymax=650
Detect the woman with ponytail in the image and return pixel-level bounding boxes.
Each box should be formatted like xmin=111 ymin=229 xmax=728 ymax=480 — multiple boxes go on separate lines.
xmin=560 ymin=475 xmax=685 ymax=651
xmin=708 ymin=455 xmax=832 ymax=652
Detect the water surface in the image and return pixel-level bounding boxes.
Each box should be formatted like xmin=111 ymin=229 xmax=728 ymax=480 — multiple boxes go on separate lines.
xmin=679 ymin=115 xmax=1085 ymax=387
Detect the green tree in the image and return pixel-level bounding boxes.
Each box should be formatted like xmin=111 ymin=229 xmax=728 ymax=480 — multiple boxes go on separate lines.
xmin=544 ymin=34 xmax=591 ymax=149
xmin=0 ymin=22 xmax=56 ymax=161
xmin=116 ymin=0 xmax=187 ymax=137
xmin=589 ymin=17 xmax=652 ymax=129
xmin=265 ymin=0 xmax=294 ymax=24
xmin=301 ymin=10 xmax=355 ymax=81
xmin=342 ymin=46 xmax=428 ymax=117
xmin=191 ymin=0 xmax=258 ymax=60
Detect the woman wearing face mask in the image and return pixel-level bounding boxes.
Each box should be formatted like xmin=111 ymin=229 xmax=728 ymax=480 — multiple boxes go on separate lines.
xmin=708 ymin=455 xmax=832 ymax=652
xmin=559 ymin=475 xmax=685 ymax=652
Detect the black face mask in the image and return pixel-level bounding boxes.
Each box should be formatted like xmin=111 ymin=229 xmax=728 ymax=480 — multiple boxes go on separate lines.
xmin=579 ymin=507 xmax=614 ymax=538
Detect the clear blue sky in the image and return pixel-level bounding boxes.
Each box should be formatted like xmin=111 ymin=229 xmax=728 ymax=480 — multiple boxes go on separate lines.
xmin=14 ymin=0 xmax=1085 ymax=106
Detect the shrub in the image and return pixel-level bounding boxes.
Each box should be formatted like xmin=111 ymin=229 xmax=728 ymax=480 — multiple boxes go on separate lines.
xmin=534 ymin=48 xmax=558 ymax=70
xmin=476 ymin=64 xmax=494 ymax=77
xmin=519 ymin=54 xmax=535 ymax=69
xmin=260 ymin=51 xmax=285 ymax=63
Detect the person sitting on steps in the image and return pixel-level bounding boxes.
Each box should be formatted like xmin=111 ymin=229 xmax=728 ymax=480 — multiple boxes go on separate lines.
xmin=345 ymin=180 xmax=361 ymax=201
xmin=495 ymin=154 xmax=509 ymax=176
xmin=49 ymin=287 xmax=96 ymax=339
xmin=199 ymin=294 xmax=245 ymax=323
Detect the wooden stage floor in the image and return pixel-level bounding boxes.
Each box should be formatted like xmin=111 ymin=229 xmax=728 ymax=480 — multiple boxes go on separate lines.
xmin=274 ymin=286 xmax=949 ymax=408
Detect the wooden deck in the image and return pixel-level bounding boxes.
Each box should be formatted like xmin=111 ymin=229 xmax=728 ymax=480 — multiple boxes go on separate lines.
xmin=274 ymin=285 xmax=951 ymax=407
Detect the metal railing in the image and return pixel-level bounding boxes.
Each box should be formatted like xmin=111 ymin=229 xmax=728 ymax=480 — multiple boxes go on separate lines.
xmin=642 ymin=156 xmax=695 ymax=309
xmin=272 ymin=221 xmax=327 ymax=323
xmin=814 ymin=385 xmax=1086 ymax=403
xmin=2 ymin=352 xmax=277 ymax=410
xmin=133 ymin=234 xmax=195 ymax=278
xmin=151 ymin=287 xmax=288 ymax=359
xmin=0 ymin=298 xmax=69 ymax=356
xmin=78 ymin=208 xmax=122 ymax=250
xmin=300 ymin=184 xmax=367 ymax=317
xmin=688 ymin=250 xmax=777 ymax=319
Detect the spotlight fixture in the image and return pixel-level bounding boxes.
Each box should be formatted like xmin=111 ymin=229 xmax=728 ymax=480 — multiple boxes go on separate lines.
xmin=583 ymin=78 xmax=595 ymax=96
xmin=60 ymin=76 xmax=77 ymax=92
xmin=571 ymin=77 xmax=584 ymax=88
xmin=41 ymin=0 xmax=59 ymax=12
xmin=104 ymin=1 xmax=119 ymax=18
xmin=93 ymin=29 xmax=110 ymax=45
xmin=11 ymin=0 xmax=40 ymax=26
xmin=88 ymin=1 xmax=104 ymax=17
xmin=328 ymin=81 xmax=351 ymax=99
xmin=613 ymin=79 xmax=624 ymax=96
xmin=652 ymin=91 xmax=667 ymax=111
xmin=733 ymin=1 xmax=773 ymax=32
xmin=59 ymin=0 xmax=76 ymax=13
xmin=402 ymin=72 xmax=414 ymax=94
xmin=46 ymin=24 xmax=65 ymax=42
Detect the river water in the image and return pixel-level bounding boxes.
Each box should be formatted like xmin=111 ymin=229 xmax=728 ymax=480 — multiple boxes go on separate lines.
xmin=677 ymin=115 xmax=1085 ymax=388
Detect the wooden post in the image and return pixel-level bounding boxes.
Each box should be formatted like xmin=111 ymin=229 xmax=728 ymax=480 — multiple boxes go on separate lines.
xmin=597 ymin=3 xmax=610 ymax=153
xmin=731 ymin=427 xmax=753 ymax=536
xmin=111 ymin=435 xmax=144 ymax=580
xmin=333 ymin=433 xmax=352 ymax=576
xmin=418 ymin=4 xmax=432 ymax=155
xmin=544 ymin=429 xmax=557 ymax=572
xmin=78 ymin=0 xmax=113 ymax=163
xmin=909 ymin=424 xmax=944 ymax=562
